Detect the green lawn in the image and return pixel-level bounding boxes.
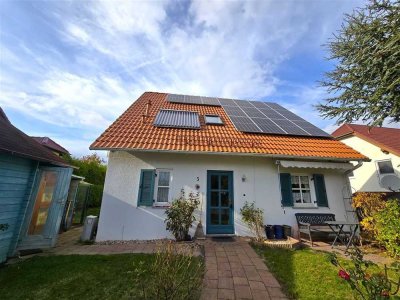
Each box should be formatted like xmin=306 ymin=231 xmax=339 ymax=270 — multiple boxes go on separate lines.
xmin=0 ymin=254 xmax=203 ymax=300
xmin=253 ymin=245 xmax=400 ymax=300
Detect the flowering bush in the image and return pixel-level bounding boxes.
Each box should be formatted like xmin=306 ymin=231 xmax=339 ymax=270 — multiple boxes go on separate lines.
xmin=329 ymin=247 xmax=400 ymax=299
xmin=165 ymin=190 xmax=200 ymax=241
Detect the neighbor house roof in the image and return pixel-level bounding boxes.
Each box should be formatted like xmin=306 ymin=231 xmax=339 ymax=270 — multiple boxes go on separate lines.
xmin=0 ymin=108 xmax=71 ymax=167
xmin=332 ymin=124 xmax=400 ymax=157
xmin=32 ymin=136 xmax=70 ymax=155
xmin=90 ymin=92 xmax=367 ymax=161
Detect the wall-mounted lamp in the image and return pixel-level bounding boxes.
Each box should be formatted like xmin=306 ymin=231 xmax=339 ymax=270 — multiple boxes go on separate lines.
xmin=242 ymin=174 xmax=247 ymax=182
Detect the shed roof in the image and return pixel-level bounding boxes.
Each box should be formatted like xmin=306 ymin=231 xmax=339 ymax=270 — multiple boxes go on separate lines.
xmin=90 ymin=92 xmax=368 ymax=161
xmin=0 ymin=108 xmax=71 ymax=167
xmin=31 ymin=136 xmax=70 ymax=155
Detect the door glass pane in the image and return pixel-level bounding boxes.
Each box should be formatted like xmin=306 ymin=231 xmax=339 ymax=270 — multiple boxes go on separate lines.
xmin=211 ymin=192 xmax=219 ymax=206
xmin=157 ymin=187 xmax=169 ymax=202
xmin=221 ymin=209 xmax=230 ymax=225
xmin=210 ymin=209 xmax=219 ymax=225
xmin=221 ymin=191 xmax=230 ymax=207
xmin=158 ymin=171 xmax=170 ymax=186
xmin=211 ymin=175 xmax=219 ymax=189
xmin=221 ymin=175 xmax=229 ymax=190
xmin=29 ymin=171 xmax=58 ymax=235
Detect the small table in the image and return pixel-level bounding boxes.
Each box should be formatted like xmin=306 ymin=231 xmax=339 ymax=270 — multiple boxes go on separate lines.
xmin=325 ymin=221 xmax=359 ymax=251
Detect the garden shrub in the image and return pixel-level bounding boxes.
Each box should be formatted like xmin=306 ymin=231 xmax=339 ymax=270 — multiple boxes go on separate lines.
xmin=165 ymin=190 xmax=200 ymax=241
xmin=352 ymin=192 xmax=386 ymax=240
xmin=133 ymin=242 xmax=204 ymax=300
xmin=240 ymin=201 xmax=264 ymax=241
xmin=374 ymin=199 xmax=400 ymax=258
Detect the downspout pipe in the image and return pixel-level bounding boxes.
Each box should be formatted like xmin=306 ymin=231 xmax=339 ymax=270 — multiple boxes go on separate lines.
xmin=343 ymin=160 xmax=363 ymax=222
xmin=344 ymin=160 xmax=364 ymax=175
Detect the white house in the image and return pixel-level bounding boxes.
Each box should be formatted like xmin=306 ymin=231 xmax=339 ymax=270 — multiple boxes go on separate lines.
xmin=332 ymin=124 xmax=400 ymax=193
xmin=90 ymin=92 xmax=368 ymax=241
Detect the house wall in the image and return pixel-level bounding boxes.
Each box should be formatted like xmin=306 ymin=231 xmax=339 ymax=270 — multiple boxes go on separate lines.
xmin=97 ymin=151 xmax=354 ymax=241
xmin=0 ymin=154 xmax=37 ymax=263
xmin=339 ymin=136 xmax=400 ymax=192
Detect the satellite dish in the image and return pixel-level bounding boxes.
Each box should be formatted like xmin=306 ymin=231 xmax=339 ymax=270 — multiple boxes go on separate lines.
xmin=380 ymin=175 xmax=400 ymax=191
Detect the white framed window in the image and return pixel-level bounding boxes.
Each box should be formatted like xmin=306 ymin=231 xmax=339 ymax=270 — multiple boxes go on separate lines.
xmin=154 ymin=169 xmax=172 ymax=206
xmin=376 ymin=160 xmax=395 ymax=175
xmin=291 ymin=175 xmax=315 ymax=207
xmin=204 ymin=114 xmax=223 ymax=125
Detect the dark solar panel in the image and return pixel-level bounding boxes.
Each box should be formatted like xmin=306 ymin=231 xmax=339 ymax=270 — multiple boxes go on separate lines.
xmin=166 ymin=94 xmax=330 ymax=137
xmin=154 ymin=110 xmax=200 ymax=129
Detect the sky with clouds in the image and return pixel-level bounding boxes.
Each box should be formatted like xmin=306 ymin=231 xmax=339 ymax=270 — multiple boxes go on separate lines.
xmin=2 ymin=0 xmax=396 ymax=159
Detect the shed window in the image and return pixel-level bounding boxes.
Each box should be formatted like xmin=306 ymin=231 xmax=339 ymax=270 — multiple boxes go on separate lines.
xmin=204 ymin=114 xmax=223 ymax=125
xmin=291 ymin=175 xmax=312 ymax=205
xmin=377 ymin=160 xmax=394 ymax=175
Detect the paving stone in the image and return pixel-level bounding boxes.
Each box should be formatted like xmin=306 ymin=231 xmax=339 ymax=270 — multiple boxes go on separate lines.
xmin=204 ymin=279 xmax=218 ymax=288
xmin=218 ymin=262 xmax=231 ymax=270
xmin=205 ymin=269 xmax=219 ymax=280
xmin=249 ymin=280 xmax=266 ymax=290
xmin=235 ymin=285 xmax=253 ymax=299
xmin=252 ymin=290 xmax=271 ymax=300
xmin=233 ymin=276 xmax=249 ymax=286
xmin=218 ymin=269 xmax=233 ymax=278
xmin=218 ymin=288 xmax=235 ymax=300
xmin=231 ymin=268 xmax=246 ymax=277
xmin=218 ymin=277 xmax=234 ymax=289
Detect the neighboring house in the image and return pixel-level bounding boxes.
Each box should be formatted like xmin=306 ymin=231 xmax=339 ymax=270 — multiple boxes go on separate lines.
xmin=90 ymin=92 xmax=368 ymax=241
xmin=332 ymin=124 xmax=400 ymax=193
xmin=32 ymin=136 xmax=70 ymax=157
xmin=0 ymin=108 xmax=73 ymax=263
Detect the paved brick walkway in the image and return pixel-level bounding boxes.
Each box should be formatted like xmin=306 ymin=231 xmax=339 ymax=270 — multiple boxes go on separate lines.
xmin=201 ymin=238 xmax=287 ymax=300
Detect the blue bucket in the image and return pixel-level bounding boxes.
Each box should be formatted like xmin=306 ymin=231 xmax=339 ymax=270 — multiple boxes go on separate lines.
xmin=273 ymin=225 xmax=284 ymax=239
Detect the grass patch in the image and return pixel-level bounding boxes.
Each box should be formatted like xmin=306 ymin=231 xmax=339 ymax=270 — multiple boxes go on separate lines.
xmin=253 ymin=245 xmax=354 ymax=300
xmin=0 ymin=254 xmax=203 ymax=300
xmin=253 ymin=245 xmax=400 ymax=300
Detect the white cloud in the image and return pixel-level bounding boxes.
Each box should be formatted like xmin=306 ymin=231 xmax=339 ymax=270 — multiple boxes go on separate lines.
xmin=0 ymin=0 xmax=372 ymax=156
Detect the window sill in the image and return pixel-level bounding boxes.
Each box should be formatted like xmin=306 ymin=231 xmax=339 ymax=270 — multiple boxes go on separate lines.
xmin=152 ymin=204 xmax=171 ymax=208
xmin=292 ymin=206 xmax=319 ymax=209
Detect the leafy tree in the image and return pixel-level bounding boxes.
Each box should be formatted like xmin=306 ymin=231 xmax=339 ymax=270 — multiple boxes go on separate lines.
xmin=317 ymin=0 xmax=400 ymax=126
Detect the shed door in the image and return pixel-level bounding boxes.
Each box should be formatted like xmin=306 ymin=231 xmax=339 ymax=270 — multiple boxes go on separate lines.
xmin=18 ymin=166 xmax=72 ymax=250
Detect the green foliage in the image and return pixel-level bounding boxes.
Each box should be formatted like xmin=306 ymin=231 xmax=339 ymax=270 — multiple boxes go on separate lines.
xmin=62 ymin=153 xmax=106 ymax=185
xmin=0 ymin=223 xmax=9 ymax=231
xmin=374 ymin=199 xmax=400 ymax=258
xmin=240 ymin=201 xmax=264 ymax=241
xmin=329 ymin=247 xmax=400 ymax=299
xmin=62 ymin=153 xmax=106 ymax=208
xmin=133 ymin=242 xmax=204 ymax=300
xmin=165 ymin=190 xmax=200 ymax=241
xmin=317 ymin=0 xmax=400 ymax=126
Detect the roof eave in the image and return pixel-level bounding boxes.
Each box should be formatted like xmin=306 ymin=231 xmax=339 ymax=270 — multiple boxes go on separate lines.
xmin=90 ymin=146 xmax=370 ymax=162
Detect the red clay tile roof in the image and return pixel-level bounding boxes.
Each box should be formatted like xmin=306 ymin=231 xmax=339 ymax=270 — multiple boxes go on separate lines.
xmin=0 ymin=108 xmax=72 ymax=167
xmin=332 ymin=124 xmax=400 ymax=157
xmin=90 ymin=92 xmax=367 ymax=161
xmin=32 ymin=136 xmax=70 ymax=155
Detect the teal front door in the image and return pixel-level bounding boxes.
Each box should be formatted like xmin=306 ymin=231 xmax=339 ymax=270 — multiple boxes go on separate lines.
xmin=207 ymin=171 xmax=234 ymax=234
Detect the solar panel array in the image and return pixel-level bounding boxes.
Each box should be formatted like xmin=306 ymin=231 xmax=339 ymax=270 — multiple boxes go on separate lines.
xmin=154 ymin=109 xmax=200 ymax=129
xmin=166 ymin=94 xmax=330 ymax=137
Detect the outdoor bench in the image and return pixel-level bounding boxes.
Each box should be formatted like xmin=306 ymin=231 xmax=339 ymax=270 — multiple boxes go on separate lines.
xmin=295 ymin=213 xmax=339 ymax=246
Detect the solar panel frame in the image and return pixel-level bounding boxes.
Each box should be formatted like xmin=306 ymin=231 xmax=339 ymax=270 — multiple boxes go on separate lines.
xmin=154 ymin=109 xmax=201 ymax=129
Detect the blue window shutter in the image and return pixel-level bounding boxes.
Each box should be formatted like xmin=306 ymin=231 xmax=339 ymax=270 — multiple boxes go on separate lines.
xmin=280 ymin=173 xmax=293 ymax=207
xmin=313 ymin=174 xmax=328 ymax=207
xmin=138 ymin=169 xmax=155 ymax=206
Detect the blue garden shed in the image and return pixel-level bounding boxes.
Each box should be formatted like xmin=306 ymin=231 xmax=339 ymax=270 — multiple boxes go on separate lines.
xmin=0 ymin=108 xmax=73 ymax=263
